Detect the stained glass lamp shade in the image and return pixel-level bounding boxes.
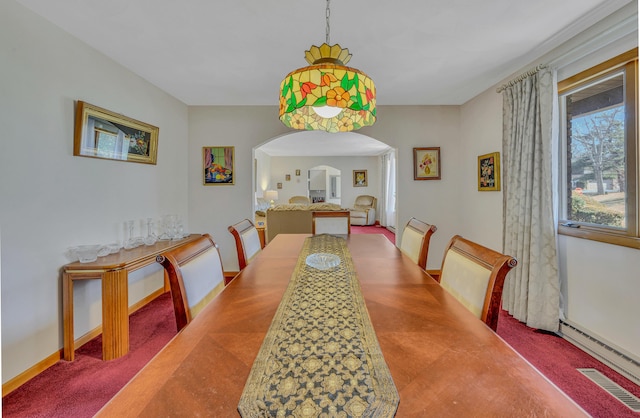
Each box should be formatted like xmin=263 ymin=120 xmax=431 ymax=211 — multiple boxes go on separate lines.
xmin=279 ymin=43 xmax=376 ymax=133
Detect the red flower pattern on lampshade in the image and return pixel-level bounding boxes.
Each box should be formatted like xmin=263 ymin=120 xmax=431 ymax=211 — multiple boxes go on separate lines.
xmin=279 ymin=43 xmax=376 ymax=133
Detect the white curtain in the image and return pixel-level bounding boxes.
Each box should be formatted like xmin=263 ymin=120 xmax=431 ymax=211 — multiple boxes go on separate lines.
xmin=501 ymin=67 xmax=561 ymax=332
xmin=381 ymin=150 xmax=396 ymax=229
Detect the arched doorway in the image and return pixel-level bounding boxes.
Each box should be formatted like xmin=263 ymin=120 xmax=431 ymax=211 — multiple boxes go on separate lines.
xmin=253 ymin=131 xmax=397 ymax=230
xmin=308 ymin=164 xmax=341 ymax=205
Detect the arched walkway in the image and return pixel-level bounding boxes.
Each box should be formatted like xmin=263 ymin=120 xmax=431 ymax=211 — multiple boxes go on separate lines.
xmin=252 ymin=131 xmax=397 ymax=229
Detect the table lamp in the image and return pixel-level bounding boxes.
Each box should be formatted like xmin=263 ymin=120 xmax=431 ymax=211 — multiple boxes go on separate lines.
xmin=264 ymin=190 xmax=279 ymax=207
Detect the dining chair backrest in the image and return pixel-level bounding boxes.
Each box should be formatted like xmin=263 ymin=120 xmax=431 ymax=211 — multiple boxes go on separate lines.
xmin=228 ymin=219 xmax=263 ymax=272
xmin=439 ymin=235 xmax=517 ymax=331
xmin=312 ymin=211 xmax=351 ymax=235
xmin=399 ymin=217 xmax=437 ymax=269
xmin=157 ymin=234 xmax=225 ymax=332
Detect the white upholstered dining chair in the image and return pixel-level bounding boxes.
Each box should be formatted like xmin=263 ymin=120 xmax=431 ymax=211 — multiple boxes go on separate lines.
xmin=399 ymin=217 xmax=437 ymax=270
xmin=228 ymin=219 xmax=263 ymax=275
xmin=157 ymin=234 xmax=225 ymax=332
xmin=312 ymin=211 xmax=351 ymax=235
xmin=438 ymin=235 xmax=517 ymax=331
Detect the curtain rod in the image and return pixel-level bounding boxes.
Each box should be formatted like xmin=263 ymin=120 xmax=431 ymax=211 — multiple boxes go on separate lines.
xmin=496 ymin=12 xmax=636 ymax=94
xmin=496 ymin=64 xmax=548 ymax=93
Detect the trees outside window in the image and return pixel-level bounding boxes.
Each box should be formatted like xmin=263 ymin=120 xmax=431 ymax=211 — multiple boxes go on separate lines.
xmin=558 ymin=49 xmax=638 ymax=248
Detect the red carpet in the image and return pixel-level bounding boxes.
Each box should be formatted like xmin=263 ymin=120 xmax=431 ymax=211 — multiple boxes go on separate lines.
xmin=350 ymin=224 xmax=395 ymax=243
xmin=4 ymin=227 xmax=639 ymax=417
xmin=497 ymin=310 xmax=640 ymax=417
xmin=2 ymin=292 xmax=178 ymax=418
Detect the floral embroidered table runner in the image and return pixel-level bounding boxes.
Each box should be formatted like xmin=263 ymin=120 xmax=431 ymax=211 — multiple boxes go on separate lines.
xmin=238 ymin=234 xmax=399 ymax=417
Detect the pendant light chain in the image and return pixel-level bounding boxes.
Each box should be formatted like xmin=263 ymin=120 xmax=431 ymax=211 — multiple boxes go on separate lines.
xmin=279 ymin=0 xmax=376 ymax=132
xmin=325 ymin=0 xmax=331 ymax=45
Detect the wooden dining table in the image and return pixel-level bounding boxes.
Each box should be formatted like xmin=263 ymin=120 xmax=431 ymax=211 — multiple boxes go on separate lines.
xmin=97 ymin=234 xmax=587 ymax=417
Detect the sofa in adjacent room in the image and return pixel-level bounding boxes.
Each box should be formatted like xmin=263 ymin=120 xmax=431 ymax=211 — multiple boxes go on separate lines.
xmin=265 ymin=203 xmax=343 ymax=243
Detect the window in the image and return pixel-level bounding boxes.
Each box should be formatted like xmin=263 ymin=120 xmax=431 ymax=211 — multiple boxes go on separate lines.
xmin=558 ymin=49 xmax=638 ymax=248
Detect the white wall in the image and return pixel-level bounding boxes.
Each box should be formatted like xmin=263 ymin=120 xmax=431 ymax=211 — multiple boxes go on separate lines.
xmin=365 ymin=106 xmax=463 ymax=268
xmin=458 ymin=3 xmax=639 ymax=360
xmin=458 ymin=89 xmax=504 ymax=251
xmin=558 ymin=236 xmax=640 ymax=357
xmin=187 ymin=106 xmax=462 ymax=272
xmin=0 ymin=1 xmax=189 ymax=382
xmin=553 ymin=8 xmax=639 ymax=360
xmin=254 ymin=148 xmax=272 ymax=199
xmin=188 ymin=107 xmax=290 ymax=272
xmin=186 ymin=106 xmax=463 ymax=273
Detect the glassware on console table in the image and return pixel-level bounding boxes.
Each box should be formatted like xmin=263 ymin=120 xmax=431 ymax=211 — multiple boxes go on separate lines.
xmin=173 ymin=219 xmax=186 ymax=240
xmin=124 ymin=220 xmax=141 ymax=249
xmin=159 ymin=215 xmax=177 ymax=240
xmin=144 ymin=218 xmax=158 ymax=245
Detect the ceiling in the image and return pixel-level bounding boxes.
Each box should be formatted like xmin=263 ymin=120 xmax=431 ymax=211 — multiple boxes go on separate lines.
xmin=259 ymin=131 xmax=392 ymax=157
xmin=14 ymin=0 xmax=632 ymax=155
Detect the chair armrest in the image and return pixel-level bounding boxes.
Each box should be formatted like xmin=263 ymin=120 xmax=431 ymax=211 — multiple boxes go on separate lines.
xmin=366 ymin=208 xmax=376 ymax=223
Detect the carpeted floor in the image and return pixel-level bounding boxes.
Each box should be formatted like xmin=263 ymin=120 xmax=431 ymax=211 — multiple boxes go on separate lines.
xmin=3 ymin=227 xmax=639 ymax=417
xmin=496 ymin=310 xmax=640 ymax=418
xmin=2 ymin=292 xmax=178 ymax=418
xmin=350 ymin=224 xmax=395 ymax=243
xmin=5 ymin=294 xmax=640 ymax=417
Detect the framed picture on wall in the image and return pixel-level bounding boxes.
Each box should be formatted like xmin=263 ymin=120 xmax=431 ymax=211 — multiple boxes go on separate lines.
xmin=203 ymin=146 xmax=234 ymax=185
xmin=478 ymin=152 xmax=500 ymax=191
xmin=353 ymin=170 xmax=368 ymax=187
xmin=73 ymin=101 xmax=159 ymax=165
xmin=286 ymin=174 xmax=291 ymax=181
xmin=413 ymin=147 xmax=441 ymax=180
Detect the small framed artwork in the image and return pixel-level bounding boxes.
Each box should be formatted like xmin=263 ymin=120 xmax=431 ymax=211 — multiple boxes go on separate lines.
xmin=414 ymin=147 xmax=441 ymax=180
xmin=203 ymin=146 xmax=234 ymax=185
xmin=73 ymin=101 xmax=159 ymax=164
xmin=353 ymin=170 xmax=367 ymax=187
xmin=286 ymin=174 xmax=291 ymax=181
xmin=295 ymin=169 xmax=301 ymax=176
xmin=478 ymin=152 xmax=501 ymax=191
xmin=277 ymin=182 xmax=283 ymax=189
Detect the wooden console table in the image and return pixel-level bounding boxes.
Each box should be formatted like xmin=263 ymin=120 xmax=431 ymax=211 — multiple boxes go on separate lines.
xmin=62 ymin=234 xmax=202 ymax=361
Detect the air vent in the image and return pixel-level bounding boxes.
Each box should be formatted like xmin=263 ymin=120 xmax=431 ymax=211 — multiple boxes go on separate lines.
xmin=577 ymin=368 xmax=640 ymax=411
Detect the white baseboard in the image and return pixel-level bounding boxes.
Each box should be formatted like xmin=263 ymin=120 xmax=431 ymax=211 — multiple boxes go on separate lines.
xmin=560 ymin=320 xmax=640 ymax=386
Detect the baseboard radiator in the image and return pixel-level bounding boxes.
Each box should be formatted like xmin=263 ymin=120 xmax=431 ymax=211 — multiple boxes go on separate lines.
xmin=559 ymin=320 xmax=640 ymax=386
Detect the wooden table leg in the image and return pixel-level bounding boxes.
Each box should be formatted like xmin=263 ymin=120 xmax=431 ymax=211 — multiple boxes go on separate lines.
xmin=101 ymin=269 xmax=129 ymax=360
xmin=62 ymin=272 xmax=75 ymax=361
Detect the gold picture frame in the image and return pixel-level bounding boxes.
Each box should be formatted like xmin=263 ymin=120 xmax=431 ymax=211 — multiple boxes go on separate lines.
xmin=73 ymin=101 xmax=159 ymax=164
xmin=413 ymin=147 xmax=441 ymax=180
xmin=203 ymin=146 xmax=235 ymax=185
xmin=478 ymin=152 xmax=500 ymax=191
xmin=353 ymin=170 xmax=367 ymax=187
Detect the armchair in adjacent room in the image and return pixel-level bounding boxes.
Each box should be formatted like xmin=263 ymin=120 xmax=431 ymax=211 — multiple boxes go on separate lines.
xmin=348 ymin=195 xmax=377 ymax=225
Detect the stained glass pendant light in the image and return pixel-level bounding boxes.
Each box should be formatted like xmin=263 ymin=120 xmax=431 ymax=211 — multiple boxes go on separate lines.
xmin=279 ymin=0 xmax=376 ymax=133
